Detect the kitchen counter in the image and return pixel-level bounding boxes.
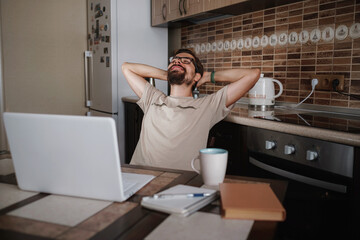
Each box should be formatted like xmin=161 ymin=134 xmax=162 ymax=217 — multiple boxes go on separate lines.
xmin=227 ymin=103 xmax=360 ymax=147
xmin=122 ymin=96 xmax=360 ymax=147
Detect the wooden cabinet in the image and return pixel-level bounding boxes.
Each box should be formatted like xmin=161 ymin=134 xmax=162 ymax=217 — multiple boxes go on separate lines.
xmin=208 ymin=121 xmax=247 ymax=175
xmin=152 ymin=0 xmax=168 ymax=26
xmin=124 ymin=102 xmax=144 ymax=164
xmin=152 ymin=0 xmax=203 ymax=26
xmin=183 ymin=0 xmax=203 ymax=17
xmin=152 ymin=0 xmax=249 ymax=26
xmin=203 ymin=0 xmax=247 ymax=11
xmin=167 ymin=0 xmax=204 ymax=21
xmin=168 ymin=0 xmax=182 ymax=20
xmin=203 ymin=0 xmax=229 ymax=11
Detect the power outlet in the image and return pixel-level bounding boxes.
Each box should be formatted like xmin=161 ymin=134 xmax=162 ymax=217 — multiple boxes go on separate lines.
xmin=313 ymin=74 xmax=344 ymax=91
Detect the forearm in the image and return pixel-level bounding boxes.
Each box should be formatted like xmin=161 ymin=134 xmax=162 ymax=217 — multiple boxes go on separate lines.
xmin=210 ymin=69 xmax=259 ymax=84
xmin=122 ymin=62 xmax=167 ymax=81
xmin=201 ymin=68 xmax=260 ymax=107
xmin=122 ymin=62 xmax=167 ymax=98
xmin=224 ymin=68 xmax=260 ymax=106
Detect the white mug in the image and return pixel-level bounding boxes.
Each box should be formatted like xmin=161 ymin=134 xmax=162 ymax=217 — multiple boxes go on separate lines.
xmin=191 ymin=148 xmax=228 ymax=186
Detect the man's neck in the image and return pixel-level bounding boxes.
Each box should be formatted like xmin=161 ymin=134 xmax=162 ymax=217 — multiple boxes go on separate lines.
xmin=170 ymin=84 xmax=193 ymax=97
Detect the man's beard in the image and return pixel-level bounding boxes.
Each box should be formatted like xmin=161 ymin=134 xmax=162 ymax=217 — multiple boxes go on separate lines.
xmin=167 ymin=66 xmax=192 ymax=86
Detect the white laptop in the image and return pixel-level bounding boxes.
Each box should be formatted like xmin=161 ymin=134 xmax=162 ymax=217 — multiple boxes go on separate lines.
xmin=3 ymin=112 xmax=154 ymax=202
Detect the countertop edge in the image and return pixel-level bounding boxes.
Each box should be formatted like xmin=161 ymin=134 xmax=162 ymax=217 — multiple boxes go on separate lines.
xmin=224 ymin=115 xmax=360 ymax=147
xmin=122 ymin=96 xmax=139 ymax=104
xmin=122 ymin=96 xmax=360 ymax=147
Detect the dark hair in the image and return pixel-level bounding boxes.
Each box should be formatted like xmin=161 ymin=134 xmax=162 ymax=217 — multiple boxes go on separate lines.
xmin=174 ymin=48 xmax=204 ymax=77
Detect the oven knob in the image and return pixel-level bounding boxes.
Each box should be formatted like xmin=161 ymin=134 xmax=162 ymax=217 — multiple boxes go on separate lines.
xmin=284 ymin=145 xmax=295 ymax=155
xmin=306 ymin=150 xmax=318 ymax=161
xmin=265 ymin=140 xmax=276 ymax=150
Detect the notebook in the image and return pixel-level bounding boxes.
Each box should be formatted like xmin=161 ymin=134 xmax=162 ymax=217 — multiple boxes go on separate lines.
xmin=141 ymin=184 xmax=217 ymax=216
xmin=3 ymin=112 xmax=155 ymax=202
xmin=219 ymin=182 xmax=286 ymax=221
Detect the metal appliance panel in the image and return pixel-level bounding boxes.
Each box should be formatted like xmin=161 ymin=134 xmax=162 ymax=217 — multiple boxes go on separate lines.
xmin=247 ymin=127 xmax=354 ymax=178
xmin=249 ymin=157 xmax=347 ymax=193
xmin=86 ymin=0 xmax=118 ymax=114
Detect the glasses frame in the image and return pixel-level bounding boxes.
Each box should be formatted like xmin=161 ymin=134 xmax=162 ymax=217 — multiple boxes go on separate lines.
xmin=169 ymin=56 xmax=199 ymax=73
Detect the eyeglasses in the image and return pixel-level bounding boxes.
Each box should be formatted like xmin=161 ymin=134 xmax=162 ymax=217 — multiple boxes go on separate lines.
xmin=169 ymin=56 xmax=199 ymax=73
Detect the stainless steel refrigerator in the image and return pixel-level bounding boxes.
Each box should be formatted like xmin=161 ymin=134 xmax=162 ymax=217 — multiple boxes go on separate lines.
xmin=85 ymin=0 xmax=118 ymax=124
xmin=84 ymin=0 xmax=168 ymax=163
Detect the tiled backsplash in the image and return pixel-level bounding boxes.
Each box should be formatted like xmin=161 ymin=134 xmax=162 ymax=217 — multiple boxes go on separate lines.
xmin=180 ymin=0 xmax=360 ymax=109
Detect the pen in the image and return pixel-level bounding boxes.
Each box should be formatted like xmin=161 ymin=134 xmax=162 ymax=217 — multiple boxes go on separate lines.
xmin=151 ymin=193 xmax=212 ymax=199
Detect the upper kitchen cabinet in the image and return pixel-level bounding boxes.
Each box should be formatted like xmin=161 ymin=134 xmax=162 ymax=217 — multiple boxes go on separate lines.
xmin=170 ymin=0 xmax=203 ymax=19
xmin=152 ymin=0 xmax=303 ymax=27
xmin=152 ymin=0 xmax=248 ymax=27
xmin=203 ymin=0 xmax=233 ymax=11
xmin=152 ymin=0 xmax=203 ymax=27
xmin=152 ymin=0 xmax=168 ymax=26
xmin=168 ymin=0 xmax=183 ymax=21
xmin=186 ymin=0 xmax=203 ymax=15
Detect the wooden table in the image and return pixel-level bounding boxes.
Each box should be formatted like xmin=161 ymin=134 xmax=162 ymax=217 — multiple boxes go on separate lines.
xmin=0 ymin=164 xmax=287 ymax=240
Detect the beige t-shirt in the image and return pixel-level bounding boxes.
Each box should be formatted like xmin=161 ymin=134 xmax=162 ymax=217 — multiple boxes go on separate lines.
xmin=130 ymin=82 xmax=233 ymax=171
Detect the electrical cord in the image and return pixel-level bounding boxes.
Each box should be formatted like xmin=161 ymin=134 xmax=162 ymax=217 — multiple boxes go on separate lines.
xmin=293 ymin=78 xmax=318 ymax=108
xmin=332 ymin=79 xmax=360 ymax=100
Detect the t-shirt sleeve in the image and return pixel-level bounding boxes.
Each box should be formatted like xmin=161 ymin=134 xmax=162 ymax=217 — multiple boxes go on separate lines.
xmin=208 ymin=85 xmax=235 ymax=127
xmin=137 ymin=82 xmax=165 ymax=114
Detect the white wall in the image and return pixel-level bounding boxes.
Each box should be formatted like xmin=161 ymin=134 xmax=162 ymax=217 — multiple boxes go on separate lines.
xmin=117 ymin=0 xmax=168 ymax=163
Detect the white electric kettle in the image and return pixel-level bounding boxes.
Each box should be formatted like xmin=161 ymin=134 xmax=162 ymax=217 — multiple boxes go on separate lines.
xmin=248 ymin=74 xmax=283 ymax=110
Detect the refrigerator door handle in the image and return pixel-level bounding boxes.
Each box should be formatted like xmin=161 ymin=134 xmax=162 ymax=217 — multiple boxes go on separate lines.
xmin=84 ymin=51 xmax=93 ymax=107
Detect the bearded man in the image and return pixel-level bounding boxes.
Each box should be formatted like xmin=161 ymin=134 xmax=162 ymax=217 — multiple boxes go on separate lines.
xmin=122 ymin=48 xmax=260 ymax=171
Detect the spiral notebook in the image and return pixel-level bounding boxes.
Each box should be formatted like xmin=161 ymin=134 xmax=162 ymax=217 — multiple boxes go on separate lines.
xmin=141 ymin=184 xmax=217 ymax=216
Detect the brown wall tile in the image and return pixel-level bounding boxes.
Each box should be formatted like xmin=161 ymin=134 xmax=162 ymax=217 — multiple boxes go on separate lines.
xmin=183 ymin=0 xmax=359 ymax=109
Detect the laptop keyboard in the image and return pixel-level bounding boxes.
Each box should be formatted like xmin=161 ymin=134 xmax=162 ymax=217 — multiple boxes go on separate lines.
xmin=121 ymin=172 xmax=155 ymax=199
xmin=122 ymin=174 xmax=137 ymax=191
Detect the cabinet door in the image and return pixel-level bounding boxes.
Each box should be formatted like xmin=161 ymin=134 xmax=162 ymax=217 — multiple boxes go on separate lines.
xmin=168 ymin=0 xmax=182 ymax=20
xmin=203 ymin=0 xmax=223 ymax=11
xmin=203 ymin=0 xmax=241 ymax=11
xmin=124 ymin=102 xmax=144 ymax=164
xmin=208 ymin=121 xmax=247 ymax=175
xmin=168 ymin=0 xmax=203 ymax=21
xmin=184 ymin=0 xmax=203 ymax=16
xmin=152 ymin=0 xmax=168 ymax=26
xmin=152 ymin=0 xmax=248 ymax=26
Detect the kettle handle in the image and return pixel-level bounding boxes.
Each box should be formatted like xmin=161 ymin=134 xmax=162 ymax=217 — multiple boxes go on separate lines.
xmin=272 ymin=79 xmax=283 ymax=98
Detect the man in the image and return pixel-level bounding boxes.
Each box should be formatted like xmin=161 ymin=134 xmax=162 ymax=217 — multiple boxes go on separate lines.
xmin=122 ymin=48 xmax=260 ymax=170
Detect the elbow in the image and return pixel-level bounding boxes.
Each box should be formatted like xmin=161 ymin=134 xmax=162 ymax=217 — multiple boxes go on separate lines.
xmin=250 ymin=68 xmax=261 ymax=86
xmin=253 ymin=68 xmax=261 ymax=82
xmin=121 ymin=62 xmax=129 ymax=73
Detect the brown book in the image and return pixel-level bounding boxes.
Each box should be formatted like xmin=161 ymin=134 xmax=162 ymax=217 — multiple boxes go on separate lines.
xmin=220 ymin=182 xmax=286 ymax=221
